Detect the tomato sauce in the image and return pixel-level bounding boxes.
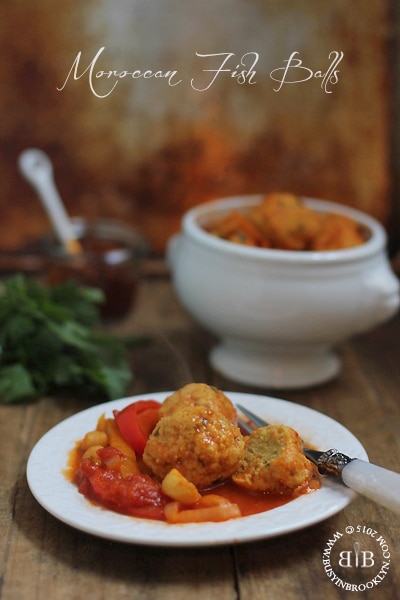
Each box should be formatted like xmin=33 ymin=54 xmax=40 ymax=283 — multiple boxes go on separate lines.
xmin=66 ymin=445 xmax=167 ymax=520
xmin=66 ymin=443 xmax=304 ymax=521
xmin=204 ymin=480 xmax=292 ymax=516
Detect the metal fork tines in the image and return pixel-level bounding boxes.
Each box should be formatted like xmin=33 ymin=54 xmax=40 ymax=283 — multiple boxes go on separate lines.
xmin=236 ymin=403 xmax=353 ymax=478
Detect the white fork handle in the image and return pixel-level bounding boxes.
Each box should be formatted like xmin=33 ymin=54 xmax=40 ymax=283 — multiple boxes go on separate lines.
xmin=342 ymin=459 xmax=400 ymax=514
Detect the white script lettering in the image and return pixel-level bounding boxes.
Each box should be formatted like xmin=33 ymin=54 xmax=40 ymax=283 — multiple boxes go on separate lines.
xmin=57 ymin=47 xmax=182 ymax=98
xmin=270 ymin=51 xmax=344 ymax=93
xmin=191 ymin=52 xmax=258 ymax=91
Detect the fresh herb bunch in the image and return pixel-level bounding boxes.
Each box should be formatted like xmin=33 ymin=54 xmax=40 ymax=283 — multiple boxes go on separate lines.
xmin=0 ymin=275 xmax=133 ymax=403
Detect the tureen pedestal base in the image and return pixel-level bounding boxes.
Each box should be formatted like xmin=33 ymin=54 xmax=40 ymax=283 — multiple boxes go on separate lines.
xmin=210 ymin=340 xmax=341 ymax=389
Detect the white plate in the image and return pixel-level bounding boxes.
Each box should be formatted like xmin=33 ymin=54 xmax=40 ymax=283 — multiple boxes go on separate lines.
xmin=26 ymin=392 xmax=367 ymax=546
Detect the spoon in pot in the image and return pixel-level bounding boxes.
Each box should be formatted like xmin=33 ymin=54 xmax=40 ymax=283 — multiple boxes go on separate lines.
xmin=18 ymin=148 xmax=82 ymax=255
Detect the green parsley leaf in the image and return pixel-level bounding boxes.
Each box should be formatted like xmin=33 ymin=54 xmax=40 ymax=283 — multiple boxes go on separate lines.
xmin=0 ymin=275 xmax=134 ymax=403
xmin=0 ymin=364 xmax=37 ymax=403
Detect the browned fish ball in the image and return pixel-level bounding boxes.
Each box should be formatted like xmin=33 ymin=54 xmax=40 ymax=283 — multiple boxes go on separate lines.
xmin=248 ymin=193 xmax=321 ymax=250
xmin=310 ymin=213 xmax=366 ymax=250
xmin=143 ymin=405 xmax=245 ymax=489
xmin=159 ymin=383 xmax=238 ymax=425
xmin=232 ymin=424 xmax=320 ymax=496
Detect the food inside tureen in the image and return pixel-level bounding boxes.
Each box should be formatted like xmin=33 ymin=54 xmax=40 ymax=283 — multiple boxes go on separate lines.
xmin=206 ymin=193 xmax=368 ymax=251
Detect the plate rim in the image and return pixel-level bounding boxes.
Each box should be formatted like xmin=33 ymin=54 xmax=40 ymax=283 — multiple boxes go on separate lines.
xmin=26 ymin=391 xmax=368 ymax=547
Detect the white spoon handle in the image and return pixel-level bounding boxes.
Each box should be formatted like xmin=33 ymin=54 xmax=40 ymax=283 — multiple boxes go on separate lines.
xmin=342 ymin=459 xmax=400 ymax=514
xmin=18 ymin=149 xmax=81 ymax=254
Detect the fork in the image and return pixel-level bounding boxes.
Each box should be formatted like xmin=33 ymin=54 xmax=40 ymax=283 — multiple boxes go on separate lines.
xmin=237 ymin=404 xmax=400 ymax=514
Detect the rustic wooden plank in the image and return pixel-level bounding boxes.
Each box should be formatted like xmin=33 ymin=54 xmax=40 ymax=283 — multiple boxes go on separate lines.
xmin=1 ymin=275 xmax=400 ymax=599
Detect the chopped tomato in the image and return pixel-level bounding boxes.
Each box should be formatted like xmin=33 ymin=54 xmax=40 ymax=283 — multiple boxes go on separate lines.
xmin=76 ymin=456 xmax=166 ymax=520
xmin=113 ymin=400 xmax=161 ymax=455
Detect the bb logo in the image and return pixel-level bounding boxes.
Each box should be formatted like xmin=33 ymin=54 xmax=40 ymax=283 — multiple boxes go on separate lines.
xmin=339 ymin=542 xmax=374 ymax=568
xmin=322 ymin=526 xmax=390 ymax=592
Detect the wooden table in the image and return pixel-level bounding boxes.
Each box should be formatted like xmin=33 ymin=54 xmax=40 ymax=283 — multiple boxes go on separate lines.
xmin=2 ymin=267 xmax=400 ymax=600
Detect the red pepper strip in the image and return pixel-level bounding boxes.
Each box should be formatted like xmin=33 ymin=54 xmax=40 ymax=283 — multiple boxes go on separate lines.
xmin=113 ymin=400 xmax=161 ymax=455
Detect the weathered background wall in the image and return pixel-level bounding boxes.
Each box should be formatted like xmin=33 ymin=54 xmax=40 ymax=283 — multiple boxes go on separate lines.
xmin=1 ymin=0 xmax=398 ymax=255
